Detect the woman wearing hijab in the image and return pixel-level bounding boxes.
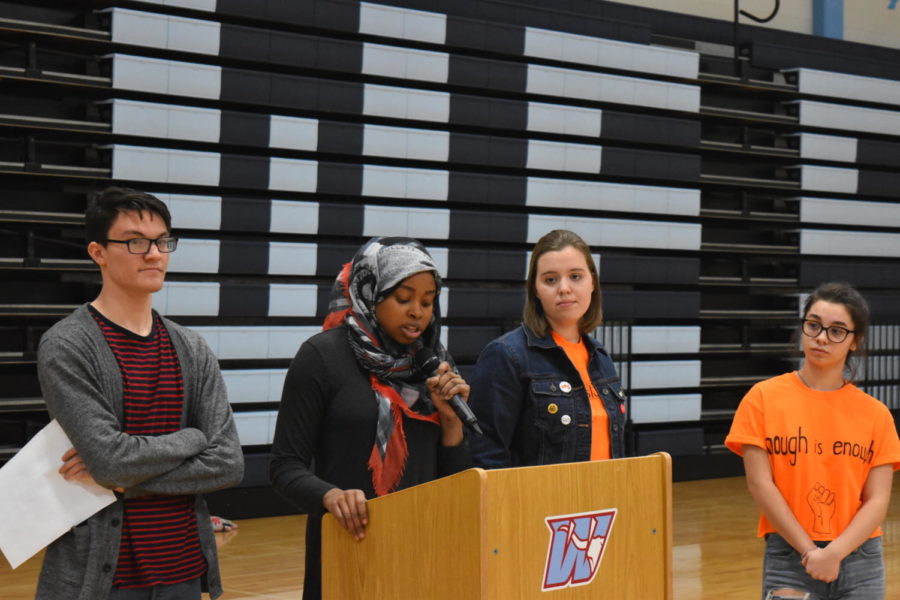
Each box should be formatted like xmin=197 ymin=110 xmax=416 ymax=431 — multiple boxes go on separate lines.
xmin=270 ymin=237 xmax=472 ymax=600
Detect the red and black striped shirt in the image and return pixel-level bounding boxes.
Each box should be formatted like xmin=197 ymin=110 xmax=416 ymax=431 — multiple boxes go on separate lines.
xmin=90 ymin=306 xmax=207 ymax=589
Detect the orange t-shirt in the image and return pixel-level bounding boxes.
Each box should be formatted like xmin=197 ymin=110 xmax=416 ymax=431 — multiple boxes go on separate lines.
xmin=726 ymin=372 xmax=900 ymax=539
xmin=552 ymin=331 xmax=610 ymax=460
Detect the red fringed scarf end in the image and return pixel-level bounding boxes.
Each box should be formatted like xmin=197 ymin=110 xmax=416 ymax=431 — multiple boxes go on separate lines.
xmin=367 ymin=376 xmax=440 ymax=496
xmin=367 ymin=402 xmax=409 ymax=497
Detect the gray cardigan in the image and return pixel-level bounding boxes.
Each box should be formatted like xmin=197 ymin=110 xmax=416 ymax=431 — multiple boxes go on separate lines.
xmin=35 ymin=304 xmax=244 ymax=600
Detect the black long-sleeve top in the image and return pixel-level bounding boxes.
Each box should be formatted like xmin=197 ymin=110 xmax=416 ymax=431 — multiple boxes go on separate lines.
xmin=269 ymin=326 xmax=471 ymax=599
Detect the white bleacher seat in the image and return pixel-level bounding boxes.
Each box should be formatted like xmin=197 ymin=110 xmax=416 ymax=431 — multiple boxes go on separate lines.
xmin=800 ymin=197 xmax=900 ymax=228
xmin=269 ymin=200 xmax=320 ymax=234
xmin=796 ymin=133 xmax=857 ymax=163
xmin=527 ymin=214 xmax=701 ymax=251
xmin=268 ymin=284 xmax=318 ymax=317
xmin=191 ymin=326 xmax=319 ymax=360
xmin=801 ymin=229 xmax=900 ymax=257
xmin=363 ymin=206 xmax=451 ymax=239
xmin=132 ymin=0 xmax=215 ymax=12
xmin=524 ymin=26 xmax=698 ymax=79
xmin=153 ymin=281 xmax=219 ymax=315
xmin=268 ymin=158 xmax=318 ymax=193
xmin=158 ymin=193 xmax=222 ymax=230
xmin=359 ymin=2 xmax=447 ymax=44
xmin=364 ymin=83 xmax=450 ymax=122
xmin=363 ymin=43 xmax=449 ymax=83
xmin=786 ymin=67 xmax=900 ymax=108
xmin=233 ymin=411 xmax=278 ymax=445
xmin=222 ymin=369 xmax=287 ymax=404
xmin=790 ymin=100 xmax=900 ymax=137
xmin=630 ymin=393 xmax=702 ymax=424
xmin=363 ymin=124 xmax=450 ymax=161
xmin=166 ymin=238 xmax=220 ymax=273
xmin=630 ymin=326 xmax=701 ymax=354
xmin=528 ymin=102 xmax=603 ymax=137
xmin=110 ymin=99 xmax=220 ymax=142
xmin=110 ymin=145 xmax=220 ymax=186
xmin=362 ymin=164 xmax=449 ymax=200
xmin=527 ymin=140 xmax=603 ymax=174
xmin=109 ymin=8 xmax=220 ymax=55
xmin=268 ymin=242 xmax=318 ymax=276
xmin=798 ymin=165 xmax=858 ymax=194
xmin=527 ymin=64 xmax=700 ymax=112
xmin=626 ymin=360 xmax=701 ymax=390
xmin=526 ymin=178 xmax=700 ymax=216
xmin=111 ymin=54 xmax=221 ymax=98
xmin=269 ymin=116 xmax=319 ymax=151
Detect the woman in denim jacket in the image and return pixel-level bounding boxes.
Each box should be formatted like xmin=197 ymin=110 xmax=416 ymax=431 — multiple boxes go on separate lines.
xmin=468 ymin=229 xmax=627 ymax=468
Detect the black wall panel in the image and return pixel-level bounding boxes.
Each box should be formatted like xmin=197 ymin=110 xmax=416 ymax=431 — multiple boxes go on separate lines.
xmin=318 ymin=202 xmax=364 ymax=237
xmin=220 ymin=283 xmax=269 ymax=317
xmin=449 ymin=95 xmax=528 ymax=130
xmin=220 ymin=240 xmax=270 ymax=274
xmin=449 ymin=210 xmax=529 ymax=242
xmin=220 ymin=154 xmax=270 ymax=189
xmin=221 ymin=111 xmax=270 ymax=147
xmin=222 ymin=197 xmax=272 ymax=232
xmin=448 ymin=173 xmax=528 ymax=205
xmin=317 ymin=162 xmax=363 ymax=196
xmin=857 ymin=139 xmax=900 ymax=169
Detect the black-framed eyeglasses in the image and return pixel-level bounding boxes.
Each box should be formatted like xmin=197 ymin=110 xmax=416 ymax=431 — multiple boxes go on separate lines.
xmin=106 ymin=236 xmax=178 ymax=254
xmin=800 ymin=319 xmax=855 ymax=343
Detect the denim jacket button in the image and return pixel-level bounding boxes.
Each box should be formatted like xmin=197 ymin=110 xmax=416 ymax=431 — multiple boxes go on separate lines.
xmin=560 ymin=414 xmax=572 ymax=425
xmin=550 ymin=384 xmax=557 ymax=391
xmin=601 ymin=386 xmax=610 ymax=395
xmin=612 ymin=423 xmax=619 ymax=432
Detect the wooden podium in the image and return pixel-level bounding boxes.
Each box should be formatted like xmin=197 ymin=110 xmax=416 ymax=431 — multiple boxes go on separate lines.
xmin=322 ymin=453 xmax=672 ymax=599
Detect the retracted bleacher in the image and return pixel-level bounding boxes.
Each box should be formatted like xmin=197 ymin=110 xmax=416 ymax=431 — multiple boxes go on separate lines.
xmin=1 ymin=0 xmax=898 ymax=506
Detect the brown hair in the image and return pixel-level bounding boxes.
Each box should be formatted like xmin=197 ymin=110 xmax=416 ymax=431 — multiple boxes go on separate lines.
xmin=523 ymin=229 xmax=602 ymax=337
xmin=800 ymin=281 xmax=869 ymax=380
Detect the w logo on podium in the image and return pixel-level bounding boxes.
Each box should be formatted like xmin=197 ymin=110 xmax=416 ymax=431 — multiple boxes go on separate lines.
xmin=541 ymin=509 xmax=617 ymax=591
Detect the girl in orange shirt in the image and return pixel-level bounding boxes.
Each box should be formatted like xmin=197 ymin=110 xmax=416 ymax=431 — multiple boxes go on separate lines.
xmin=468 ymin=229 xmax=627 ymax=468
xmin=726 ymin=282 xmax=900 ymax=599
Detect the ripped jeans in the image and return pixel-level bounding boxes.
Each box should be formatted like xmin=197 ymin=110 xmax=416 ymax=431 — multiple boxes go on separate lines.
xmin=762 ymin=533 xmax=884 ymax=600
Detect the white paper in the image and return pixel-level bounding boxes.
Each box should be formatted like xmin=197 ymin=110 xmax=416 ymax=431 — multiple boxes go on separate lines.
xmin=0 ymin=419 xmax=117 ymax=568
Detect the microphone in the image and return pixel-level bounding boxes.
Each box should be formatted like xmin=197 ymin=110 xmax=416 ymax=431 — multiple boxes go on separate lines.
xmin=414 ymin=347 xmax=483 ymax=436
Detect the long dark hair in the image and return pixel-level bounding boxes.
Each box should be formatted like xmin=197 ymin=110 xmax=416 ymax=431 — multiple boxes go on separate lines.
xmin=800 ymin=281 xmax=869 ymax=381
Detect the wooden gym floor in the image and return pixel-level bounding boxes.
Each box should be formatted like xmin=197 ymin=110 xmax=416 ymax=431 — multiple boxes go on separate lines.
xmin=4 ymin=476 xmax=900 ymax=599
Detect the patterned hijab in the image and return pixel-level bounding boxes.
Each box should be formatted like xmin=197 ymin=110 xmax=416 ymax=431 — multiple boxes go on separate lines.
xmin=323 ymin=237 xmax=451 ymax=496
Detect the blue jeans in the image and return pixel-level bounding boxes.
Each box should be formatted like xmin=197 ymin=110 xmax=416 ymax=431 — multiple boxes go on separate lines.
xmin=107 ymin=577 xmax=202 ymax=600
xmin=763 ymin=533 xmax=884 ymax=600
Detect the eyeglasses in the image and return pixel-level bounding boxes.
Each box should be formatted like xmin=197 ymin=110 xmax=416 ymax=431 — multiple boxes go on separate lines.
xmin=106 ymin=236 xmax=178 ymax=254
xmin=800 ymin=319 xmax=855 ymax=343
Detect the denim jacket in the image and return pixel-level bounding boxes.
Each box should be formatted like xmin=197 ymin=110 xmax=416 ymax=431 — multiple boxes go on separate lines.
xmin=468 ymin=324 xmax=627 ymax=468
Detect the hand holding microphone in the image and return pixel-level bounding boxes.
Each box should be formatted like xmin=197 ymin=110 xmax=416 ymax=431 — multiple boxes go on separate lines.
xmin=415 ymin=347 xmax=483 ymax=436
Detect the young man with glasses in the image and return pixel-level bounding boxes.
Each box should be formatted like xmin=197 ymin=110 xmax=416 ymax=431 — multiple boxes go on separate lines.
xmin=35 ymin=187 xmax=244 ymax=600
